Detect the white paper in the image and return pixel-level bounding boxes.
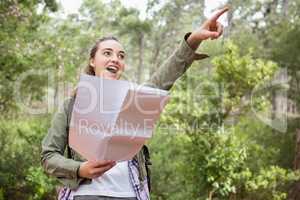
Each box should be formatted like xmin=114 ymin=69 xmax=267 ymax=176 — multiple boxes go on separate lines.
xmin=69 ymin=74 xmax=170 ymax=161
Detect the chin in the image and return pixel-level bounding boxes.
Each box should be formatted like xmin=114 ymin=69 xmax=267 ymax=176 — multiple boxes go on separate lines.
xmin=96 ymin=73 xmax=119 ymax=80
xmin=103 ymin=75 xmax=119 ymax=80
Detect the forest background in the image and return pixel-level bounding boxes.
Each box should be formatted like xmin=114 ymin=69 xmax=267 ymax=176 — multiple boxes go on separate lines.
xmin=1 ymin=0 xmax=300 ymax=199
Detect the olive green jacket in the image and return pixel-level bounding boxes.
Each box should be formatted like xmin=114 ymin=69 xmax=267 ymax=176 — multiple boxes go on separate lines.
xmin=41 ymin=33 xmax=208 ymax=190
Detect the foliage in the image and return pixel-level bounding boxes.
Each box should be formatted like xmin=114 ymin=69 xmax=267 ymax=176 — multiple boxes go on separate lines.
xmin=244 ymin=166 xmax=300 ymax=200
xmin=0 ymin=0 xmax=58 ymax=113
xmin=149 ymin=41 xmax=297 ymax=200
xmin=149 ymin=130 xmax=193 ymax=200
xmin=0 ymin=117 xmax=56 ymax=200
xmin=1 ymin=0 xmax=300 ymax=199
xmin=187 ymin=130 xmax=247 ymax=199
xmin=26 ymin=166 xmax=57 ymax=200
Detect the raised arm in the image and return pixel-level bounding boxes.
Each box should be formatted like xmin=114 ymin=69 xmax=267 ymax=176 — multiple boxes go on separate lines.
xmin=145 ymin=6 xmax=229 ymax=90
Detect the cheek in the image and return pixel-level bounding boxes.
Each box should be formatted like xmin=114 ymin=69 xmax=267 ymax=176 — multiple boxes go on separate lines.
xmin=93 ymin=56 xmax=108 ymax=70
xmin=120 ymin=64 xmax=125 ymax=71
xmin=120 ymin=61 xmax=126 ymax=71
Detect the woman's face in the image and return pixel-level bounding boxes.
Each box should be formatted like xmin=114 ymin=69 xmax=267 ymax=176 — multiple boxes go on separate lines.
xmin=90 ymin=39 xmax=126 ymax=80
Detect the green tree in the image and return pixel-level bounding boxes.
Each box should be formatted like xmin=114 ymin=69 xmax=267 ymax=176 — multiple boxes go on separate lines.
xmin=0 ymin=0 xmax=58 ymax=113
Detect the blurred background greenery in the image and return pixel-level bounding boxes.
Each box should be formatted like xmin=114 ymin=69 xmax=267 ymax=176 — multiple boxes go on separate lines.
xmin=1 ymin=0 xmax=300 ymax=199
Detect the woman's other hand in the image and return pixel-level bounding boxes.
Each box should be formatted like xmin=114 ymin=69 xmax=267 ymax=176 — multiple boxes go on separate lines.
xmin=187 ymin=6 xmax=229 ymax=50
xmin=78 ymin=160 xmax=116 ymax=179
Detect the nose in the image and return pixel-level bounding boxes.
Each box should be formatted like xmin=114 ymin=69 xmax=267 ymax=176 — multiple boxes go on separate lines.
xmin=111 ymin=53 xmax=120 ymax=64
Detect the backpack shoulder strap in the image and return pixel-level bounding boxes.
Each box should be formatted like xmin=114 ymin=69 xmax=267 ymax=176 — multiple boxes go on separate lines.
xmin=66 ymin=96 xmax=76 ymax=128
xmin=143 ymin=145 xmax=152 ymax=192
xmin=66 ymin=96 xmax=76 ymax=158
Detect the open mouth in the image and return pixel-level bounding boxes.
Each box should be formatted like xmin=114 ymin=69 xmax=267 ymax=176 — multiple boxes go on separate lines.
xmin=106 ymin=65 xmax=119 ymax=74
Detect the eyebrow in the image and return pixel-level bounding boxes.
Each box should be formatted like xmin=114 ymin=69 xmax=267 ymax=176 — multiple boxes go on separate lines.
xmin=102 ymin=48 xmax=126 ymax=55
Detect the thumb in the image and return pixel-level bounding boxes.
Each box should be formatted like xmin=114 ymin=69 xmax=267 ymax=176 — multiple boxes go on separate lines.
xmin=206 ymin=31 xmax=219 ymax=39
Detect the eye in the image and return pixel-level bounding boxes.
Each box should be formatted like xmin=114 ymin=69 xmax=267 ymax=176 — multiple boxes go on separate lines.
xmin=118 ymin=53 xmax=125 ymax=60
xmin=103 ymin=51 xmax=111 ymax=56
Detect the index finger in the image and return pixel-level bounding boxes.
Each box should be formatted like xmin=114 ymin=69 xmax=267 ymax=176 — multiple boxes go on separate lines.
xmin=210 ymin=6 xmax=229 ymax=22
xmin=91 ymin=160 xmax=115 ymax=167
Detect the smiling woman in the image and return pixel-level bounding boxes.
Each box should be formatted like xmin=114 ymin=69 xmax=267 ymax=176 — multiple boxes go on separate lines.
xmin=84 ymin=36 xmax=125 ymax=80
xmin=41 ymin=6 xmax=229 ymax=200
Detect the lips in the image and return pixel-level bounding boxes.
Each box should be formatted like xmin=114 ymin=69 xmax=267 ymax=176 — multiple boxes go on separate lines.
xmin=106 ymin=65 xmax=119 ymax=74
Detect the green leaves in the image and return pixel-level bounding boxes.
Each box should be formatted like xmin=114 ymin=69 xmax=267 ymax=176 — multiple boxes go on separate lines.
xmin=188 ymin=130 xmax=247 ymax=198
xmin=213 ymin=41 xmax=278 ymax=97
xmin=1 ymin=0 xmax=300 ymax=199
xmin=245 ymin=166 xmax=300 ymax=200
xmin=26 ymin=166 xmax=57 ymax=200
xmin=150 ymin=37 xmax=293 ymax=199
xmin=0 ymin=117 xmax=54 ymax=200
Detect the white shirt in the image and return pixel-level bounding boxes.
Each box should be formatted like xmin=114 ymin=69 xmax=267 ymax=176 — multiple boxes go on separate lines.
xmin=70 ymin=161 xmax=136 ymax=199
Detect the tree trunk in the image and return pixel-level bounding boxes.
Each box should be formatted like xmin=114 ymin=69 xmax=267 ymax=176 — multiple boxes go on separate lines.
xmin=208 ymin=189 xmax=214 ymax=200
xmin=223 ymin=0 xmax=233 ymax=39
xmin=149 ymin=37 xmax=161 ymax=76
xmin=281 ymin=0 xmax=289 ymax=16
xmin=137 ymin=33 xmax=144 ymax=83
xmin=288 ymin=129 xmax=300 ymax=200
xmin=264 ymin=0 xmax=279 ymax=17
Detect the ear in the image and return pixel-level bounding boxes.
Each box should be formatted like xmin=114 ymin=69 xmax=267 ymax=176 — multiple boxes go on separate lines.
xmin=89 ymin=59 xmax=95 ymax=67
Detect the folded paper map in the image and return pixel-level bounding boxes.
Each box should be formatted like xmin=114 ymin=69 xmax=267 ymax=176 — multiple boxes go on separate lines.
xmin=69 ymin=74 xmax=170 ymax=161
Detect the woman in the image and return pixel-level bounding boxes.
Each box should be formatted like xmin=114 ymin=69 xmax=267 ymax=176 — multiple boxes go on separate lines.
xmin=41 ymin=7 xmax=229 ymax=200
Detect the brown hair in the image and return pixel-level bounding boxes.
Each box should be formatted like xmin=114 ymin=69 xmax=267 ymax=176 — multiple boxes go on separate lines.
xmin=84 ymin=36 xmax=120 ymax=76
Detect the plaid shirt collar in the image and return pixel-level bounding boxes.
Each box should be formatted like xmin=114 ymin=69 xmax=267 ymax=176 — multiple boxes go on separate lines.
xmin=128 ymin=159 xmax=150 ymax=200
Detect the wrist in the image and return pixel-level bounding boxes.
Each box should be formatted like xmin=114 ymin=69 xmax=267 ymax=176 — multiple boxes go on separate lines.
xmin=77 ymin=162 xmax=84 ymax=178
xmin=186 ymin=33 xmax=202 ymax=51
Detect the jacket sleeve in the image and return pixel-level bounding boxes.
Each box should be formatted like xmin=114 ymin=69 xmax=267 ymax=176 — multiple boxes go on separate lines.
xmin=144 ymin=33 xmax=208 ymax=90
xmin=41 ymin=98 xmax=85 ymax=189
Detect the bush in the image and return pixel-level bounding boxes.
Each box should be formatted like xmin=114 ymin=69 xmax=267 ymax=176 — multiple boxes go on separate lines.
xmin=0 ymin=116 xmax=57 ymax=200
